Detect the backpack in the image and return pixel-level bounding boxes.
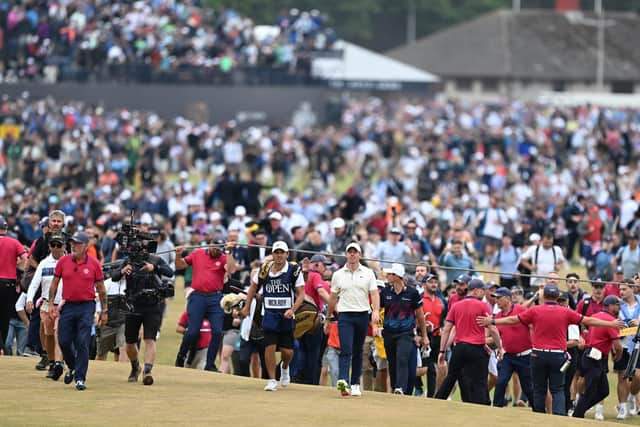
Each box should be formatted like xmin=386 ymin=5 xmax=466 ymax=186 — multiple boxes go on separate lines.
xmin=534 ymin=244 xmax=557 ymax=266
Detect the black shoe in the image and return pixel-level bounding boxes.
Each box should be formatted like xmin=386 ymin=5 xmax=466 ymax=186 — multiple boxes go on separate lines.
xmin=51 ymin=363 xmax=64 ymax=381
xmin=64 ymin=369 xmax=75 ymax=385
xmin=175 ymin=354 xmax=185 ymax=368
xmin=204 ymin=365 xmax=218 ymax=372
xmin=143 ymin=372 xmax=154 ymax=386
xmin=45 ymin=363 xmax=55 ymax=379
xmin=75 ymin=380 xmax=86 ymax=391
xmin=128 ymin=365 xmax=142 ymax=383
xmin=35 ymin=354 xmax=49 ymax=371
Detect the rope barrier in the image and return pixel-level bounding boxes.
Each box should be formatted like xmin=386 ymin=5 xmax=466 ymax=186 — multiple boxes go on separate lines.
xmin=103 ymin=241 xmax=631 ymax=288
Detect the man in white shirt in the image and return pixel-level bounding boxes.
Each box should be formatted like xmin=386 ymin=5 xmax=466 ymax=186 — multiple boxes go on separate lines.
xmin=26 ymin=233 xmax=66 ymax=380
xmin=326 ymin=242 xmax=379 ymax=398
xmin=519 ymin=230 xmax=564 ymax=279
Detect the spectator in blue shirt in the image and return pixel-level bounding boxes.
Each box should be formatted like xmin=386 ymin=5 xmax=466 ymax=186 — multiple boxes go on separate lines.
xmin=441 ymin=240 xmax=474 ymax=285
xmin=491 ymin=234 xmax=520 ymax=288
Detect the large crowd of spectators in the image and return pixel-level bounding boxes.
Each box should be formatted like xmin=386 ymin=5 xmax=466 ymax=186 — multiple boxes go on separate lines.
xmin=0 ymin=2 xmax=337 ymax=83
xmin=1 ymin=93 xmax=640 ymax=282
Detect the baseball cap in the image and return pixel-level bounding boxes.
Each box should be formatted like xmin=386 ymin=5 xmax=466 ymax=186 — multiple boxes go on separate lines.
xmin=591 ymin=278 xmax=605 ymax=288
xmin=604 ymin=235 xmax=613 ymax=242
xmin=603 ymin=295 xmax=621 ymax=306
xmin=557 ymin=291 xmax=570 ymax=301
xmin=422 ymin=273 xmax=438 ymax=283
xmin=485 ymin=280 xmax=499 ymax=290
xmin=0 ymin=216 xmax=7 ymax=229
xmin=234 ymin=205 xmax=246 ymax=216
xmin=39 ymin=216 xmax=49 ymax=227
xmin=212 ymin=238 xmax=225 ymax=246
xmin=330 ymin=217 xmax=346 ymax=229
xmin=209 ymin=212 xmax=222 ymax=222
xmin=389 ymin=227 xmax=402 ymax=234
xmin=272 ymin=241 xmax=289 ymax=252
xmin=468 ymin=278 xmax=485 ymax=290
xmin=345 ymin=242 xmax=362 ymax=253
xmin=310 ymin=254 xmax=331 ymax=265
xmin=543 ymin=285 xmax=560 ymax=299
xmin=453 ymin=274 xmax=471 ymax=285
xmin=529 ymin=233 xmax=541 ymax=243
xmin=510 ymin=286 xmax=524 ymax=294
xmin=49 ymin=233 xmax=65 ymax=244
xmin=69 ymin=231 xmax=89 ymax=244
xmin=384 ymin=263 xmax=405 ymax=277
xmin=268 ymin=211 xmax=283 ymax=221
xmin=615 ymin=265 xmax=624 ymax=274
xmin=492 ymin=287 xmax=512 ymax=298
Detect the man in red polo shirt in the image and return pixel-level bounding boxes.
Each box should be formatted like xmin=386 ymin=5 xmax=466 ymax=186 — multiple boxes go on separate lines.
xmin=478 ymin=285 xmax=624 ymax=415
xmin=447 ymin=274 xmax=471 ymax=309
xmin=48 ymin=231 xmax=107 ymax=391
xmin=576 ymin=279 xmax=605 ymax=317
xmin=491 ymin=287 xmax=533 ymax=407
xmin=435 ymin=278 xmax=503 ymax=405
xmin=0 ymin=216 xmax=28 ymax=352
xmin=573 ymin=295 xmax=623 ymax=418
xmin=422 ymin=273 xmax=446 ymax=397
xmin=175 ymin=236 xmax=237 ymax=371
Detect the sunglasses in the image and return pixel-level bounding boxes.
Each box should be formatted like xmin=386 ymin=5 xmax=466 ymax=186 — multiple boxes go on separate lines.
xmin=49 ymin=242 xmax=64 ymax=248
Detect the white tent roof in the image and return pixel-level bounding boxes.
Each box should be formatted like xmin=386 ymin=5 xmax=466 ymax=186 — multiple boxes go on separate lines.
xmin=312 ymin=40 xmax=439 ymax=83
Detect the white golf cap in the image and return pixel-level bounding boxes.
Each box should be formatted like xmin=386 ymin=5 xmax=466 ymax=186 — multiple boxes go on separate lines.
xmin=345 ymin=242 xmax=362 ymax=253
xmin=234 ymin=205 xmax=246 ymax=216
xmin=269 ymin=211 xmax=283 ymax=221
xmin=209 ymin=211 xmax=222 ymax=222
xmin=384 ymin=263 xmax=406 ymax=277
xmin=272 ymin=241 xmax=289 ymax=252
xmin=529 ymin=233 xmax=541 ymax=243
xmin=331 ymin=217 xmax=346 ymax=229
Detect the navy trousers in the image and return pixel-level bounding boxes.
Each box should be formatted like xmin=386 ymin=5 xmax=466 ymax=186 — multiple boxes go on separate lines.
xmin=179 ymin=292 xmax=224 ymax=370
xmin=58 ymin=301 xmax=95 ymax=382
xmin=337 ymin=312 xmax=369 ymax=386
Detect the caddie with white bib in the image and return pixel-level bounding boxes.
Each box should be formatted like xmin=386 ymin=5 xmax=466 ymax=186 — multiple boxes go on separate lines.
xmin=241 ymin=241 xmax=305 ymax=391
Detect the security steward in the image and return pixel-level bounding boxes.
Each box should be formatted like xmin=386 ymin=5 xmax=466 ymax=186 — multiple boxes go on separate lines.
xmin=573 ymin=295 xmax=623 ymax=418
xmin=0 ymin=216 xmax=28 ymax=352
xmin=381 ymin=263 xmax=428 ymax=395
xmin=435 ymin=278 xmax=503 ymax=405
xmin=111 ymin=241 xmax=174 ymax=385
xmin=491 ymin=287 xmax=533 ymax=407
xmin=175 ymin=237 xmax=237 ymax=371
xmin=241 ymin=241 xmax=305 ymax=391
xmin=478 ymin=284 xmax=624 ymax=415
xmin=49 ymin=231 xmax=107 ymax=391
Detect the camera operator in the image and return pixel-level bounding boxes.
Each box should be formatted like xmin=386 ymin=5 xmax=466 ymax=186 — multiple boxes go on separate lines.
xmin=111 ymin=242 xmax=174 ymax=386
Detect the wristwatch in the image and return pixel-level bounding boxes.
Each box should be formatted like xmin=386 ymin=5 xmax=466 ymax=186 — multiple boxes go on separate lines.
xmin=491 ymin=319 xmax=496 ymax=325
xmin=225 ymin=250 xmax=231 ymax=254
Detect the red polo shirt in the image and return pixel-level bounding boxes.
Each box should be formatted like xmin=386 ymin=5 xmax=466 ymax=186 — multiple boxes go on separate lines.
xmin=54 ymin=254 xmax=104 ymax=302
xmin=575 ymin=297 xmax=603 ymax=316
xmin=585 ymin=311 xmax=620 ymax=355
xmin=496 ymin=304 xmax=531 ymax=354
xmin=423 ymin=293 xmax=444 ymax=336
xmin=446 ymin=297 xmax=491 ymax=345
xmin=0 ymin=235 xmax=26 ymax=279
xmin=518 ymin=303 xmax=583 ymax=350
xmin=184 ymin=249 xmax=226 ymax=292
xmin=603 ymin=284 xmax=621 ymax=298
xmin=448 ymin=292 xmax=464 ymax=309
xmin=305 ymin=271 xmax=330 ymax=312
xmin=178 ymin=311 xmax=212 ymax=350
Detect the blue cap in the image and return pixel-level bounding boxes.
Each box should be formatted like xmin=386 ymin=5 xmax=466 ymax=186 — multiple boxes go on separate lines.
xmin=603 ymin=295 xmax=621 ymax=306
xmin=422 ymin=273 xmax=438 ymax=283
xmin=468 ymin=278 xmax=485 ymax=290
xmin=492 ymin=287 xmax=512 ymax=298
xmin=69 ymin=231 xmax=89 ymax=244
xmin=453 ymin=274 xmax=471 ymax=285
xmin=543 ymin=285 xmax=560 ymax=299
xmin=485 ymin=280 xmax=499 ymax=290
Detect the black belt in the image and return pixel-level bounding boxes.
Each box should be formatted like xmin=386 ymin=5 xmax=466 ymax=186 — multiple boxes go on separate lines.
xmin=0 ymin=279 xmax=16 ymax=287
xmin=65 ymin=300 xmax=95 ymax=304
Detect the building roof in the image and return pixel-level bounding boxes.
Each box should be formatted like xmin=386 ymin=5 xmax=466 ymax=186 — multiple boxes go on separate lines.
xmin=313 ymin=40 xmax=439 ymax=84
xmin=387 ymin=9 xmax=640 ymax=82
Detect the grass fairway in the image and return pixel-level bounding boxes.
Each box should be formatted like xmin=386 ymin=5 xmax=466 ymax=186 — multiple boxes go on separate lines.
xmin=0 ymin=356 xmax=621 ymax=427
xmin=1 ymin=269 xmax=638 ymax=426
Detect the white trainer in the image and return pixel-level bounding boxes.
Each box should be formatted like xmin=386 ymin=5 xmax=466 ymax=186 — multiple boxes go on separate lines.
xmin=595 ymin=403 xmax=604 ymax=421
xmin=280 ymin=363 xmax=290 ymax=388
xmin=264 ymin=379 xmax=277 ymax=391
xmin=351 ymin=384 xmax=362 ymax=397
xmin=617 ymin=403 xmax=628 ymax=420
xmin=629 ymin=394 xmax=638 ymax=416
xmin=393 ymin=388 xmax=403 ymax=395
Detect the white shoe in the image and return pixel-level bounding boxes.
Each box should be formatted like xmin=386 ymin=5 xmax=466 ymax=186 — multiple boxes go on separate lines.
xmin=629 ymin=394 xmax=638 ymax=416
xmin=264 ymin=379 xmax=277 ymax=391
xmin=280 ymin=363 xmax=290 ymax=388
xmin=351 ymin=384 xmax=362 ymax=397
xmin=617 ymin=403 xmax=628 ymax=420
xmin=595 ymin=404 xmax=604 ymax=421
xmin=393 ymin=388 xmax=403 ymax=395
